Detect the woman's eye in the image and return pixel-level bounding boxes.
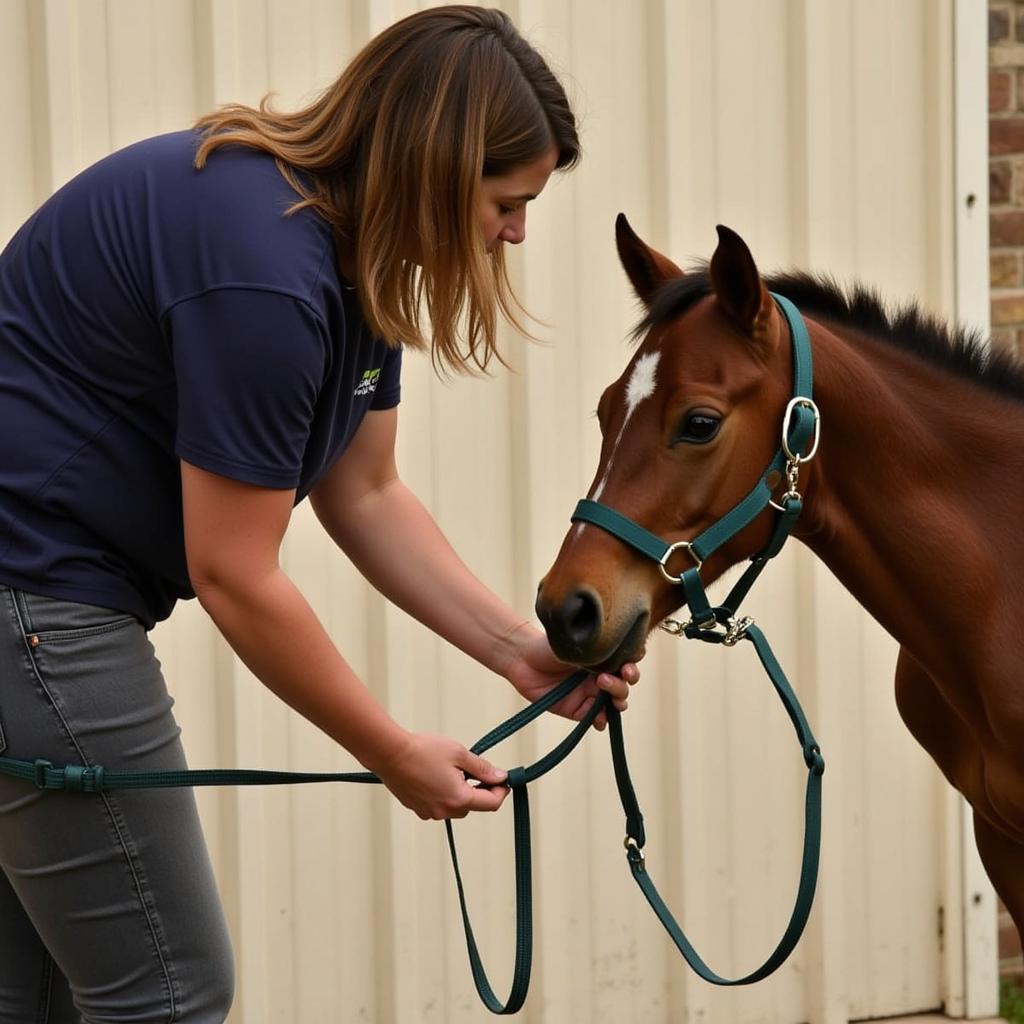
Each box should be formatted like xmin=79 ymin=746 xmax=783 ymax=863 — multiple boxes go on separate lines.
xmin=673 ymin=412 xmax=721 ymax=445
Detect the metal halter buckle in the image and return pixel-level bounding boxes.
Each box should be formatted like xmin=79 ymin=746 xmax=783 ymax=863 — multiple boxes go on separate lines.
xmin=657 ymin=540 xmax=703 ymax=584
xmin=768 ymin=398 xmax=821 ymax=510
xmin=781 ymin=397 xmax=821 ymax=463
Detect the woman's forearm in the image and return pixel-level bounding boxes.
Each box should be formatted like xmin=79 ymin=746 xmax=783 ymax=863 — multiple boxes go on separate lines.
xmin=317 ymin=478 xmax=529 ymax=676
xmin=193 ymin=566 xmax=409 ymax=772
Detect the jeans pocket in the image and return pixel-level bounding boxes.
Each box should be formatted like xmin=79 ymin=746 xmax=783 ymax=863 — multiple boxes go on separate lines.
xmin=11 ymin=592 xmax=150 ymax=755
xmin=17 ymin=591 xmax=138 ymax=644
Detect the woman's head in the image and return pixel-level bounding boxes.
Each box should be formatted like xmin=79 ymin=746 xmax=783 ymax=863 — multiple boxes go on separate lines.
xmin=195 ymin=5 xmax=579 ymax=374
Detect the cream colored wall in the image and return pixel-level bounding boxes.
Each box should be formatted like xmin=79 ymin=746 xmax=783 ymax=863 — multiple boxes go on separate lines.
xmin=1 ymin=2 xmax=975 ymax=1022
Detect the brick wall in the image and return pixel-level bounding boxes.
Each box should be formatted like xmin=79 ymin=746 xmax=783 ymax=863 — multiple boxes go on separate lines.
xmin=990 ymin=0 xmax=1024 ymax=984
xmin=991 ymin=2 xmax=1024 ymax=354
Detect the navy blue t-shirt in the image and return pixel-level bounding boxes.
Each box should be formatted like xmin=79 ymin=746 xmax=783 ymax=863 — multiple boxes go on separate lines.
xmin=0 ymin=130 xmax=401 ymax=627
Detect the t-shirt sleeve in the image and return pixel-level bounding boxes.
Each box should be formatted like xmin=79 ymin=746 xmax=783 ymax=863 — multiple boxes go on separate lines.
xmin=371 ymin=343 xmax=402 ymax=410
xmin=165 ymin=287 xmax=329 ymax=488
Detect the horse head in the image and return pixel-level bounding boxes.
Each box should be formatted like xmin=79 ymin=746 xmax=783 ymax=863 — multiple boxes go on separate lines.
xmin=535 ymin=216 xmax=803 ymax=671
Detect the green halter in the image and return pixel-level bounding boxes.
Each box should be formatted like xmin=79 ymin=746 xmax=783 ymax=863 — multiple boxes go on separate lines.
xmin=569 ymin=292 xmax=825 ymax=985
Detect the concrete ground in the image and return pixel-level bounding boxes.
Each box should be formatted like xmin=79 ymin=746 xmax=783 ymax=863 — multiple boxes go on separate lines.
xmin=884 ymin=1017 xmax=1005 ymax=1023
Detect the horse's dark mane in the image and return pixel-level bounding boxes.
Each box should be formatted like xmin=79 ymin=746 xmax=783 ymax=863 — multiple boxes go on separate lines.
xmin=635 ymin=265 xmax=1024 ymax=401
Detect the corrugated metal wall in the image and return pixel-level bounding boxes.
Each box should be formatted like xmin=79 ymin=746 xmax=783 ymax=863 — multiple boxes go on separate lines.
xmin=1 ymin=2 xmax=987 ymax=1022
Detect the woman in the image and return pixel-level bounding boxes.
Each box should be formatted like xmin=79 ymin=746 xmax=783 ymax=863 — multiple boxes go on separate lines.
xmin=0 ymin=6 xmax=638 ymax=1022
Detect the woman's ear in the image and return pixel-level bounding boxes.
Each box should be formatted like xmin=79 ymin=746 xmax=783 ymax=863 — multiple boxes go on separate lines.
xmin=615 ymin=213 xmax=685 ymax=307
xmin=708 ymin=225 xmax=773 ymax=337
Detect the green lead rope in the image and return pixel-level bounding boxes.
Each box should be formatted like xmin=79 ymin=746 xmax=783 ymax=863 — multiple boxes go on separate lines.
xmin=0 ymin=639 xmax=822 ymax=1007
xmin=607 ymin=623 xmax=824 ymax=986
xmin=0 ymin=668 xmax=593 ymax=1016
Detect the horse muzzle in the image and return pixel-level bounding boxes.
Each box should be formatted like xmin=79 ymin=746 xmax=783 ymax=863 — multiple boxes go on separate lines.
xmin=535 ymin=583 xmax=649 ymax=672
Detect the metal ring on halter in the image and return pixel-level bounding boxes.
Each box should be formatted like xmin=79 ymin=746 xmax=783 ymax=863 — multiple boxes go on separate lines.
xmin=781 ymin=397 xmax=821 ymax=463
xmin=658 ymin=540 xmax=702 ymax=583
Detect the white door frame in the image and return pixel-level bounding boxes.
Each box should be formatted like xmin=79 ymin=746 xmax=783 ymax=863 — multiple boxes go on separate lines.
xmin=948 ymin=1 xmax=999 ymax=1016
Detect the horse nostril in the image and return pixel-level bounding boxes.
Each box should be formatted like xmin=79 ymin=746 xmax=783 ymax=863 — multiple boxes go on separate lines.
xmin=535 ymin=586 xmax=604 ymax=659
xmin=536 ymin=585 xmax=598 ymax=655
xmin=563 ymin=590 xmax=600 ymax=648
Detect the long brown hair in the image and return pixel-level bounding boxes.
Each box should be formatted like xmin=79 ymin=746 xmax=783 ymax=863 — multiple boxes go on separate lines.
xmin=193 ymin=5 xmax=579 ymax=374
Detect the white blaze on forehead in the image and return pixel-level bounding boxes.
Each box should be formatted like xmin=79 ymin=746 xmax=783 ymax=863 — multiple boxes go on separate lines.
xmin=624 ymin=351 xmax=660 ymax=413
xmin=580 ymin=350 xmax=661 ymax=522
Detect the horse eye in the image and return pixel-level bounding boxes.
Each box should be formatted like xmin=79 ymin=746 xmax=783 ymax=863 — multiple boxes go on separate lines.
xmin=673 ymin=412 xmax=721 ymax=445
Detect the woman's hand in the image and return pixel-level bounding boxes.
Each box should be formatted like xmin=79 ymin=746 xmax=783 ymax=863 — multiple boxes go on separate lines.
xmin=372 ymin=731 xmax=510 ymax=820
xmin=501 ymin=624 xmax=640 ymax=730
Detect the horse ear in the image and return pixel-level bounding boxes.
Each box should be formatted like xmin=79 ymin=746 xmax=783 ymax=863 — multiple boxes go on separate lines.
xmin=615 ymin=213 xmax=684 ymax=306
xmin=709 ymin=225 xmax=773 ymax=336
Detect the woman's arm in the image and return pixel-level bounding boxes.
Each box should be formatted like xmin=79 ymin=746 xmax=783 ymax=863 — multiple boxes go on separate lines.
xmin=309 ymin=408 xmax=637 ymax=723
xmin=180 ymin=459 xmax=509 ymax=818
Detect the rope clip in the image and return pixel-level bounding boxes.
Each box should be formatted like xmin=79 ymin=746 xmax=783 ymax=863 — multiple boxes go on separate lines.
xmin=722 ymin=616 xmax=754 ymax=647
xmin=624 ymin=835 xmax=646 ymax=872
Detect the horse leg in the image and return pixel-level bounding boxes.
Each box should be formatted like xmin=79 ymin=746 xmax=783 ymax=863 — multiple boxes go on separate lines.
xmin=974 ymin=812 xmax=1024 ymax=940
xmin=895 ymin=648 xmax=1024 ymax=940
xmin=893 ymin=648 xmax=980 ymax=796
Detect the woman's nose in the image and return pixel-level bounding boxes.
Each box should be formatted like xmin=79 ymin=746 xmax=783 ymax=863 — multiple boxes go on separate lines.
xmin=500 ymin=212 xmax=526 ymax=245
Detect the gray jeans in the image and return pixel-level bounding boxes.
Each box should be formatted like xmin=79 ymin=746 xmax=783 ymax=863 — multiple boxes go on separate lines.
xmin=0 ymin=586 xmax=234 ymax=1023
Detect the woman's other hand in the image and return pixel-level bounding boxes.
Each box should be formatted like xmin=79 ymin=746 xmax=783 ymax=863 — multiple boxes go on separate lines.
xmin=373 ymin=732 xmax=509 ymax=820
xmin=501 ymin=624 xmax=640 ymax=730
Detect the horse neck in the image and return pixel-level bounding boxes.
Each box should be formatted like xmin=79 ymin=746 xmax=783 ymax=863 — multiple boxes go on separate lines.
xmin=794 ymin=321 xmax=1024 ymax=665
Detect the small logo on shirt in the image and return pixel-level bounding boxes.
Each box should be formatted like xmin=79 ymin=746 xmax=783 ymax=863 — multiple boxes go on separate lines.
xmin=354 ymin=368 xmax=381 ymax=397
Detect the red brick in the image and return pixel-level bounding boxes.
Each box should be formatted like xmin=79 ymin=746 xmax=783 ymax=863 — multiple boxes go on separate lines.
xmin=992 ymin=160 xmax=1014 ymax=203
xmin=992 ymin=42 xmax=1024 ymax=68
xmin=991 ymin=292 xmax=1024 ymax=325
xmin=991 ymin=251 xmax=1021 ymax=286
xmin=991 ymin=209 xmax=1024 ymax=245
xmin=992 ymin=70 xmax=1014 ymax=111
xmin=1012 ymin=158 xmax=1024 ymax=205
xmin=990 ymin=116 xmax=1024 ymax=155
xmin=992 ymin=6 xmax=1011 ymax=43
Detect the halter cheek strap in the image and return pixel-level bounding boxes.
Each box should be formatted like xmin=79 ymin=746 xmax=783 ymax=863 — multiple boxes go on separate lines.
xmin=570 ymin=292 xmax=826 ymax=985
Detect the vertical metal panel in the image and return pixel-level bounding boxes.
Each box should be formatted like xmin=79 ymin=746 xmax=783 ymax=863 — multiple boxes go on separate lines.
xmin=0 ymin=1 xmax=980 ymax=1021
xmin=0 ymin=0 xmax=38 ymax=234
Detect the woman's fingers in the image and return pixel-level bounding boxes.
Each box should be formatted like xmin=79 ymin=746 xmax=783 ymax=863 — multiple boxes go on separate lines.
xmin=460 ymin=750 xmax=508 ymax=787
xmin=462 ymin=782 xmax=509 ymax=813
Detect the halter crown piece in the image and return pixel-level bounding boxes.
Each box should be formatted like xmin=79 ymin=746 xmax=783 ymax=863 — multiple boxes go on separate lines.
xmin=570 ymin=293 xmax=826 ymax=986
